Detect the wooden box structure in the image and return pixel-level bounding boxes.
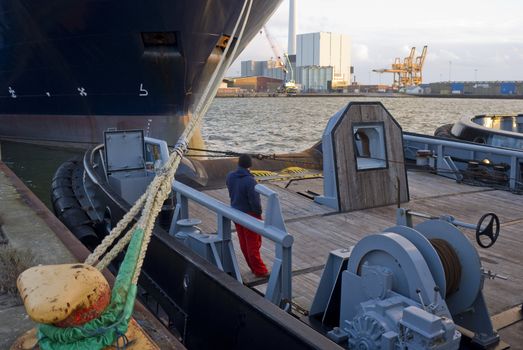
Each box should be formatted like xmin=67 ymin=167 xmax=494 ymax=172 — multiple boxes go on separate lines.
xmin=315 ymin=102 xmax=409 ymax=212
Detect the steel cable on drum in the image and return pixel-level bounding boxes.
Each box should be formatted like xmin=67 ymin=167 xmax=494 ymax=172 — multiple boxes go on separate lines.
xmin=429 ymin=238 xmax=462 ymax=298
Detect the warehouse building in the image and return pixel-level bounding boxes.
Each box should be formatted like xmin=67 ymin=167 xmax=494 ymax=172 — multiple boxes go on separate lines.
xmin=295 ymin=32 xmax=351 ymax=92
xmin=240 ymin=60 xmax=285 ymax=80
xmin=230 ymin=76 xmax=283 ymax=93
xmin=239 ymin=32 xmax=351 ymax=93
xmin=423 ymin=81 xmax=523 ymax=96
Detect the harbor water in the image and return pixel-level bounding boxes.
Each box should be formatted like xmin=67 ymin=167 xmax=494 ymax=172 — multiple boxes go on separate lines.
xmin=203 ymin=96 xmax=523 ymax=153
xmin=2 ymin=96 xmax=523 ymax=208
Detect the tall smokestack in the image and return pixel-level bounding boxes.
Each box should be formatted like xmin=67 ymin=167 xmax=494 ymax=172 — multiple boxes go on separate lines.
xmin=288 ymin=0 xmax=297 ymax=55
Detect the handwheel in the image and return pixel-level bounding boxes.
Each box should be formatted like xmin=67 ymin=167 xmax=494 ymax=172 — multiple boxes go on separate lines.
xmin=476 ymin=213 xmax=500 ymax=248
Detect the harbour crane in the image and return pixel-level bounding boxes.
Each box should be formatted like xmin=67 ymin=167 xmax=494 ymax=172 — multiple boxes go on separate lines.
xmin=260 ymin=26 xmax=297 ymax=95
xmin=412 ymin=45 xmax=428 ymax=85
xmin=373 ymin=46 xmax=428 ymax=89
xmin=261 ymin=26 xmax=286 ymax=71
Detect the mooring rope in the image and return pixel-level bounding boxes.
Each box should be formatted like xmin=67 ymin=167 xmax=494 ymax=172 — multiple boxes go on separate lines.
xmin=185 ymin=145 xmax=523 ymax=188
xmin=84 ymin=0 xmax=254 ymax=284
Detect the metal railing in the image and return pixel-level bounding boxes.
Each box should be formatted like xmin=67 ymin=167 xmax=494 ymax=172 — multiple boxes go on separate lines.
xmin=169 ymin=181 xmax=293 ymax=309
xmin=404 ymin=132 xmax=523 ymax=191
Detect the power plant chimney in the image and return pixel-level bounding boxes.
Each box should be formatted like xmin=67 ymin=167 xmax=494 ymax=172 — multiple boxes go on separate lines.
xmin=288 ymin=0 xmax=297 ymax=55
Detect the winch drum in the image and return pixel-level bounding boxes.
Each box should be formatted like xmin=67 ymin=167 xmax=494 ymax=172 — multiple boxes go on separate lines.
xmin=414 ymin=220 xmax=482 ymax=315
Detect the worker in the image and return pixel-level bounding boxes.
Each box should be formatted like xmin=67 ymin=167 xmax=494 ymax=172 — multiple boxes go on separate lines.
xmin=226 ymin=154 xmax=269 ymax=277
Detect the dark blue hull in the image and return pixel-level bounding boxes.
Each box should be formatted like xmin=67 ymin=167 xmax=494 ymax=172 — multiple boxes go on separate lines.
xmin=0 ymin=0 xmax=280 ymax=146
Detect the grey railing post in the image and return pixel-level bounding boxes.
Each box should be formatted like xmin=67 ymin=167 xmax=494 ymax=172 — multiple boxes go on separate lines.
xmin=171 ymin=181 xmax=293 ymax=310
xmin=255 ymin=184 xmax=292 ymax=307
xmin=510 ymin=156 xmax=517 ymax=191
xmin=436 ymin=144 xmax=445 ymax=173
xmin=281 ymin=243 xmax=292 ymax=309
xmin=218 ymin=213 xmax=242 ymax=282
xmin=256 ymin=184 xmax=286 ymax=232
xmin=169 ymin=192 xmax=189 ymax=236
xmin=217 ymin=213 xmax=231 ymax=240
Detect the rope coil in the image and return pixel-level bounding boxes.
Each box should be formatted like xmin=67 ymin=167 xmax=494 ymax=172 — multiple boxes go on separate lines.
xmin=429 ymin=238 xmax=462 ymax=298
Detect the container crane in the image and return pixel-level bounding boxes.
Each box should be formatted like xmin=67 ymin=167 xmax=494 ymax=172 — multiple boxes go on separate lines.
xmin=260 ymin=26 xmax=297 ymax=95
xmin=373 ymin=46 xmax=428 ymax=89
xmin=412 ymin=45 xmax=428 ymax=85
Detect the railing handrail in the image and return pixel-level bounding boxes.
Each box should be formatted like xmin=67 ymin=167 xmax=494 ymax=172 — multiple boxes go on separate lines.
xmin=404 ymin=133 xmax=523 ymax=158
xmin=172 ymin=181 xmax=293 ymax=247
xmin=171 ymin=180 xmax=293 ymax=308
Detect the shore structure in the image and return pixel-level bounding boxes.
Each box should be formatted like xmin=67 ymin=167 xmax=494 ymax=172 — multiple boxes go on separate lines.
xmin=0 ymin=160 xmax=183 ymax=349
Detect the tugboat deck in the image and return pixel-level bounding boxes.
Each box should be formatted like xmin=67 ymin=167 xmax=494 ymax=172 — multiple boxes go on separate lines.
xmin=189 ymin=170 xmax=523 ymax=347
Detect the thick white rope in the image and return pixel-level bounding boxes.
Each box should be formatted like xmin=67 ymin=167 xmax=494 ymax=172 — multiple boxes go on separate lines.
xmin=130 ymin=0 xmax=254 ymax=285
xmin=84 ymin=0 xmax=254 ymax=285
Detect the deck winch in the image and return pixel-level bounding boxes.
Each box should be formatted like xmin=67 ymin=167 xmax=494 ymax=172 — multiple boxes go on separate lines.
xmin=311 ymin=208 xmax=501 ymax=350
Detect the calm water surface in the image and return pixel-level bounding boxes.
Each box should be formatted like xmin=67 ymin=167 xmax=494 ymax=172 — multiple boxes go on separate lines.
xmin=3 ymin=96 xmax=523 ymax=207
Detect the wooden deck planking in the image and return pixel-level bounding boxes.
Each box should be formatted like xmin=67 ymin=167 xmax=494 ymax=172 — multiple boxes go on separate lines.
xmin=181 ymin=171 xmax=523 ymax=328
xmin=203 ymin=184 xmax=334 ymax=220
xmin=498 ymin=321 xmax=523 ymax=350
xmin=284 ymin=188 xmax=523 ymax=316
xmin=272 ymin=178 xmax=325 ymax=197
xmin=278 ymin=174 xmax=523 ymax=318
xmin=406 ymin=171 xmax=494 ymax=200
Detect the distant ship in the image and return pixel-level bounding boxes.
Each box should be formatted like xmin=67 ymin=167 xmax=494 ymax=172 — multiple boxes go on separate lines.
xmin=0 ymin=0 xmax=281 ymax=148
xmin=435 ymin=114 xmax=523 ymax=149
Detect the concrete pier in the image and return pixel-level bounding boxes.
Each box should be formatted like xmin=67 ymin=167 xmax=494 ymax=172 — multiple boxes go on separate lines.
xmin=0 ymin=161 xmax=183 ymax=349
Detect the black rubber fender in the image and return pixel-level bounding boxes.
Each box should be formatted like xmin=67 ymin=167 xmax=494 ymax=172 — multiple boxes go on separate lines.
xmin=70 ymin=224 xmax=100 ymax=251
xmin=52 ymin=160 xmax=77 ymax=178
xmin=53 ymin=196 xmax=81 ymax=214
xmin=59 ymin=207 xmax=91 ymax=228
xmin=52 ymin=186 xmax=75 ymax=200
xmin=434 ymin=123 xmax=456 ymax=139
xmin=51 ymin=177 xmax=74 ymax=190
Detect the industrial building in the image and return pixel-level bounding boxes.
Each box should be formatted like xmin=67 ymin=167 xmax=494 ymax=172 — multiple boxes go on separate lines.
xmin=295 ymin=32 xmax=351 ymax=92
xmin=420 ymin=81 xmax=523 ymax=96
xmin=238 ymin=0 xmax=352 ymax=93
xmin=229 ymin=76 xmax=283 ymax=93
xmin=239 ymin=32 xmax=352 ymax=93
xmin=240 ymin=60 xmax=286 ymax=80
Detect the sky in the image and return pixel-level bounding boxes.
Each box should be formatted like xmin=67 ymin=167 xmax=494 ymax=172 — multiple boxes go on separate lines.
xmin=230 ymin=0 xmax=523 ymax=84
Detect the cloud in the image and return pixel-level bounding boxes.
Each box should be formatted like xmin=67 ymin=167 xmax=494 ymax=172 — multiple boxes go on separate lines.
xmin=353 ymin=44 xmax=369 ymax=61
xmin=433 ymin=49 xmax=461 ymax=62
xmin=229 ymin=0 xmax=523 ymax=83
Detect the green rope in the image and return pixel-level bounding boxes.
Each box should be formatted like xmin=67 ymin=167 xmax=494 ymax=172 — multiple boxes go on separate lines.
xmin=37 ymin=228 xmax=143 ymax=350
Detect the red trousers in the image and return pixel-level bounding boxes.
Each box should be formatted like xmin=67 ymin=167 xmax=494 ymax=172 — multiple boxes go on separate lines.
xmin=234 ymin=212 xmax=268 ymax=276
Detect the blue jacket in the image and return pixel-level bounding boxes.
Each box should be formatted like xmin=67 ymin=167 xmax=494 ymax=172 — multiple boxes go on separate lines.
xmin=226 ymin=167 xmax=262 ymax=215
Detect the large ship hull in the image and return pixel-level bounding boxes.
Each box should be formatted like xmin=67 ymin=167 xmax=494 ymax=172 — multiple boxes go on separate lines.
xmin=0 ymin=0 xmax=280 ymax=147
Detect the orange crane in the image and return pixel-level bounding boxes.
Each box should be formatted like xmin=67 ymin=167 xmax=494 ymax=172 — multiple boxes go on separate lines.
xmin=412 ymin=46 xmax=428 ymax=85
xmin=373 ymin=46 xmax=428 ymax=89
